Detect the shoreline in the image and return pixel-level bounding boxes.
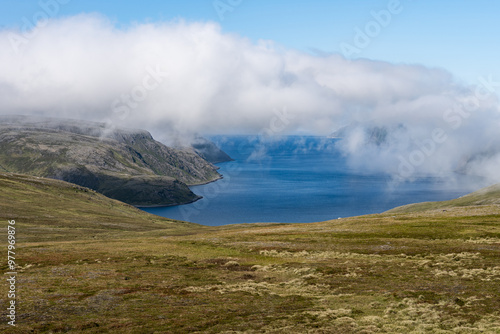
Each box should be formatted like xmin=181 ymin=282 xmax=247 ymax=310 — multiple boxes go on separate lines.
xmin=136 ymin=173 xmax=226 ymax=208
xmin=135 ymin=195 xmax=203 ymax=209
xmin=187 ymin=173 xmax=224 ymax=187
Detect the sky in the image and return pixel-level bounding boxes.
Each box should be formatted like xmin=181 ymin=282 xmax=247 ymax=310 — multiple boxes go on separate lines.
xmin=1 ymin=0 xmax=499 ymax=84
xmin=0 ymin=0 xmax=500 ymax=181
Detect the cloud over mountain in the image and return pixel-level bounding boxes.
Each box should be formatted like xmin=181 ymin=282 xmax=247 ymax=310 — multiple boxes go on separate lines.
xmin=1 ymin=14 xmax=499 ymax=181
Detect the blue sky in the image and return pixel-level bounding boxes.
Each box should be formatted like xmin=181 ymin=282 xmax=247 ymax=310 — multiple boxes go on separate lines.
xmin=0 ymin=0 xmax=499 ymax=84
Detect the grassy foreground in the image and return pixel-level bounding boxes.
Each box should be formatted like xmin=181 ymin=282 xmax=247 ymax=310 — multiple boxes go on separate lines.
xmin=1 ymin=173 xmax=499 ymax=333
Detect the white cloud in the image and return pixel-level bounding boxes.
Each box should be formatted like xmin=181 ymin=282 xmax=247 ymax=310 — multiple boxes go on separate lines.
xmin=1 ymin=14 xmax=499 ymax=181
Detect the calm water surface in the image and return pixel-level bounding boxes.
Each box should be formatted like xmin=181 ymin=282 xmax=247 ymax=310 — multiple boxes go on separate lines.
xmin=142 ymin=136 xmax=489 ymax=226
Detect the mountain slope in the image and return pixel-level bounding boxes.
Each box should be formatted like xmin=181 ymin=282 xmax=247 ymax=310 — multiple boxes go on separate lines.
xmin=0 ymin=172 xmax=201 ymax=242
xmin=0 ymin=116 xmax=222 ymax=206
xmin=387 ymin=183 xmax=500 ymax=213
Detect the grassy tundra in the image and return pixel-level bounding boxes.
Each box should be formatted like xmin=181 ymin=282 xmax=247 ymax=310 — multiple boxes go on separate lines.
xmin=1 ymin=172 xmax=499 ymax=333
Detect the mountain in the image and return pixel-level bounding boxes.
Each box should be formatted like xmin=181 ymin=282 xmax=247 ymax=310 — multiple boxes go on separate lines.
xmin=191 ymin=136 xmax=233 ymax=164
xmin=329 ymin=121 xmax=406 ymax=146
xmin=0 ymin=115 xmax=224 ymax=206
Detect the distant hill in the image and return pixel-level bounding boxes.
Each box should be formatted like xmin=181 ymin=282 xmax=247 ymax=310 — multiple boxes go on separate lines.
xmin=329 ymin=121 xmax=406 ymax=146
xmin=386 ymin=183 xmax=500 ymax=213
xmin=0 ymin=116 xmax=224 ymax=206
xmin=191 ymin=136 xmax=233 ymax=164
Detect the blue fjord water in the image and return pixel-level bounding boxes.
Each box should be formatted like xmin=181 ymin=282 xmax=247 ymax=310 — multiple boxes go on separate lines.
xmin=142 ymin=136 xmax=487 ymax=226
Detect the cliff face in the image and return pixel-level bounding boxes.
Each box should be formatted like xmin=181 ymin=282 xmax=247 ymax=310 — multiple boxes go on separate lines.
xmin=0 ymin=116 xmax=223 ymax=206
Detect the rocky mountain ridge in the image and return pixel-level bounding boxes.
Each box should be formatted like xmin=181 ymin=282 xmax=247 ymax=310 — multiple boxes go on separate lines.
xmin=0 ymin=115 xmax=226 ymax=206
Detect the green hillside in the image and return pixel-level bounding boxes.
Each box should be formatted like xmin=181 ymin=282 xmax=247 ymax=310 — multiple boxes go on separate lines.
xmin=387 ymin=183 xmax=500 ymax=214
xmin=0 ymin=172 xmax=201 ymax=242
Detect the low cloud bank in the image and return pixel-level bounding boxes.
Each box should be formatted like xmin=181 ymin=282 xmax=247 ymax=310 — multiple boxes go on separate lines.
xmin=0 ymin=14 xmax=499 ymax=181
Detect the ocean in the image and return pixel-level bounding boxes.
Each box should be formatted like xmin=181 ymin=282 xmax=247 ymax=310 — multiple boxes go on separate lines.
xmin=142 ymin=136 xmax=488 ymax=226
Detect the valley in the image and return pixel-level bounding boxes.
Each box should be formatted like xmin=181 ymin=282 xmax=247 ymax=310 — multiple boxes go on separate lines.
xmin=1 ymin=172 xmax=498 ymax=333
